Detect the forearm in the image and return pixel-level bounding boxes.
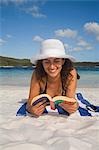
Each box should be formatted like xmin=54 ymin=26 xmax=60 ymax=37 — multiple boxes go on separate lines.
xmin=69 ymin=101 xmax=79 ymax=114
xmin=59 ymin=99 xmax=79 ymax=114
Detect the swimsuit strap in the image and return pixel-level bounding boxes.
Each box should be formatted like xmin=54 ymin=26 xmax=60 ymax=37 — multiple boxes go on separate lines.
xmin=40 ymin=80 xmax=66 ymax=96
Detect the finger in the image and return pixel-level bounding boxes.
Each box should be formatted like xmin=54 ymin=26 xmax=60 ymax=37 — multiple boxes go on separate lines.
xmin=39 ymin=107 xmax=45 ymax=114
xmin=36 ymin=107 xmax=46 ymax=116
xmin=43 ymin=102 xmax=50 ymax=107
xmin=34 ymin=100 xmax=47 ymax=108
xmin=37 ymin=102 xmax=49 ymax=114
xmin=50 ymin=101 xmax=55 ymax=110
xmin=37 ymin=101 xmax=49 ymax=111
xmin=61 ymin=101 xmax=77 ymax=105
xmin=66 ymin=108 xmax=77 ymax=114
xmin=31 ymin=101 xmax=49 ymax=116
xmin=32 ymin=108 xmax=43 ymax=116
xmin=59 ymin=103 xmax=76 ymax=109
xmin=59 ymin=104 xmax=77 ymax=113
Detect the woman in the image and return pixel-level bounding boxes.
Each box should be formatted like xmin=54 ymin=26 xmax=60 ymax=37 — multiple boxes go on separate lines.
xmin=27 ymin=39 xmax=79 ymax=117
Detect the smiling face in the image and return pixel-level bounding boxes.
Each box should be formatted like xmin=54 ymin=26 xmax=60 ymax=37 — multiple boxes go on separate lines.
xmin=42 ymin=57 xmax=65 ymax=78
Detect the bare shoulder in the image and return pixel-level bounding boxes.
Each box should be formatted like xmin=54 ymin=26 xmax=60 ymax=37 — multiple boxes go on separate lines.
xmin=31 ymin=70 xmax=40 ymax=84
xmin=31 ymin=70 xmax=37 ymax=80
xmin=30 ymin=71 xmax=40 ymax=89
xmin=28 ymin=71 xmax=40 ymax=100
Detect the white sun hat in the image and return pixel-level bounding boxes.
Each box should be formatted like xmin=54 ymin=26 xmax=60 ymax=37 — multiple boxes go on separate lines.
xmin=31 ymin=39 xmax=75 ymax=64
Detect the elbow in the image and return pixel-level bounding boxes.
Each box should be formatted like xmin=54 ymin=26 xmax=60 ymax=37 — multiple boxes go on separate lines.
xmin=26 ymin=103 xmax=31 ymax=113
xmin=74 ymin=102 xmax=79 ymax=112
xmin=75 ymin=101 xmax=79 ymax=111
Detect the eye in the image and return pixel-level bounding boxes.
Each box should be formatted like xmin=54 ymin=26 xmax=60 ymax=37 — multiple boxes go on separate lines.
xmin=55 ymin=60 xmax=60 ymax=63
xmin=43 ymin=60 xmax=49 ymax=64
xmin=54 ymin=59 xmax=61 ymax=63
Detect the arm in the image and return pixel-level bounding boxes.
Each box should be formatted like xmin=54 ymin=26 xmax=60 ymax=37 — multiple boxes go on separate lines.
xmin=59 ymin=69 xmax=79 ymax=114
xmin=28 ymin=71 xmax=40 ymax=102
xmin=27 ymin=71 xmax=48 ymax=117
xmin=66 ymin=68 xmax=77 ymax=98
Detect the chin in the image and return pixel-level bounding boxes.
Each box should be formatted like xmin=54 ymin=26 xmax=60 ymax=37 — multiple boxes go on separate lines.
xmin=48 ymin=72 xmax=59 ymax=78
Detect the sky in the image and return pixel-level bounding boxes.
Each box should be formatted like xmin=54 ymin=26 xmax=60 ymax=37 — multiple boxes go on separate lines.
xmin=0 ymin=0 xmax=99 ymax=62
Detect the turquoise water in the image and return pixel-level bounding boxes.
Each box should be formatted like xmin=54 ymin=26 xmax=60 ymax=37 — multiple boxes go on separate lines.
xmin=76 ymin=67 xmax=99 ymax=88
xmin=0 ymin=67 xmax=99 ymax=88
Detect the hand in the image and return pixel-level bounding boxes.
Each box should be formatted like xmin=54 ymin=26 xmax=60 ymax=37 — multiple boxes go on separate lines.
xmin=27 ymin=100 xmax=49 ymax=117
xmin=59 ymin=101 xmax=79 ymax=114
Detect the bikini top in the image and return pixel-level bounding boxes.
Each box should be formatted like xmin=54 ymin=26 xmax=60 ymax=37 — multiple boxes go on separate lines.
xmin=40 ymin=81 xmax=66 ymax=96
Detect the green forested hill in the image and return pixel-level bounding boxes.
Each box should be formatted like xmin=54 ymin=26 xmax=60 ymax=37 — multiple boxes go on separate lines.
xmin=0 ymin=56 xmax=32 ymax=66
xmin=74 ymin=62 xmax=99 ymax=67
xmin=0 ymin=56 xmax=99 ymax=67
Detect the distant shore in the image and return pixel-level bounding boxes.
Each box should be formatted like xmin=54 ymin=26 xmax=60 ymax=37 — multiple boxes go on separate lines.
xmin=0 ymin=56 xmax=99 ymax=67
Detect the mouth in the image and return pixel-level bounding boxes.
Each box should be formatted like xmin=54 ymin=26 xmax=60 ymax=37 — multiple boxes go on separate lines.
xmin=49 ymin=69 xmax=56 ymax=73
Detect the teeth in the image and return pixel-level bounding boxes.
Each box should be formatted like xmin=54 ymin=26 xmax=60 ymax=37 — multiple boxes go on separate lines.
xmin=49 ymin=70 xmax=56 ymax=73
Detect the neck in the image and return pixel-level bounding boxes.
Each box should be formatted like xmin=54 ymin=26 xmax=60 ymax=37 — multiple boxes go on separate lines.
xmin=47 ymin=74 xmax=61 ymax=83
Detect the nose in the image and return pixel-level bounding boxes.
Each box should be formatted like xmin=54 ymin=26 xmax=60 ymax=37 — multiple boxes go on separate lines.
xmin=50 ymin=63 xmax=55 ymax=69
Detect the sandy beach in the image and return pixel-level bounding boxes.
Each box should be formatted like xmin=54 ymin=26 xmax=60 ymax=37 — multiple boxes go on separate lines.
xmin=1 ymin=0 xmax=99 ymax=149
xmin=0 ymin=86 xmax=99 ymax=150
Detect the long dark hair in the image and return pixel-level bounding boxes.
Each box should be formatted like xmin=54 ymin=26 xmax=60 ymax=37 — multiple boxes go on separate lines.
xmin=61 ymin=59 xmax=74 ymax=95
xmin=34 ymin=58 xmax=79 ymax=95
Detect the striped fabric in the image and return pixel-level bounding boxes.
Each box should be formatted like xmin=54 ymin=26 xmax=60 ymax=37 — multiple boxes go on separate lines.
xmin=16 ymin=93 xmax=99 ymax=117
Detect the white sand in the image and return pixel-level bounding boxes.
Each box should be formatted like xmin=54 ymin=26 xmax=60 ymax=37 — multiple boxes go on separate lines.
xmin=0 ymin=86 xmax=99 ymax=150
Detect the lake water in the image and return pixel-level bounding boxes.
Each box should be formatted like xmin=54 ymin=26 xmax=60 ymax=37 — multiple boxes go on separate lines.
xmin=0 ymin=67 xmax=99 ymax=88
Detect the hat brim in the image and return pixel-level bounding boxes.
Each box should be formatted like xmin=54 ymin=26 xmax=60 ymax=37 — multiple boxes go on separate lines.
xmin=31 ymin=53 xmax=76 ymax=65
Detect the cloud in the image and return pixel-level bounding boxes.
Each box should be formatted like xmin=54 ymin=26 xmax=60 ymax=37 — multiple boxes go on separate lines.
xmin=0 ymin=34 xmax=12 ymax=46
xmin=64 ymin=43 xmax=69 ymax=50
xmin=84 ymin=22 xmax=99 ymax=34
xmin=96 ymin=36 xmax=99 ymax=41
xmin=0 ymin=0 xmax=26 ymax=5
xmin=77 ymin=39 xmax=93 ymax=49
xmin=64 ymin=43 xmax=83 ymax=52
xmin=33 ymin=35 xmax=43 ymax=42
xmin=84 ymin=22 xmax=99 ymax=41
xmin=6 ymin=34 xmax=12 ymax=38
xmin=0 ymin=0 xmax=46 ymax=18
xmin=73 ymin=47 xmax=83 ymax=51
xmin=64 ymin=43 xmax=73 ymax=52
xmin=75 ymin=38 xmax=93 ymax=51
xmin=72 ymin=46 xmax=93 ymax=51
xmin=23 ymin=5 xmax=46 ymax=18
xmin=55 ymin=28 xmax=77 ymax=38
xmin=0 ymin=0 xmax=47 ymax=5
xmin=0 ymin=38 xmax=6 ymax=46
xmin=63 ymin=38 xmax=93 ymax=52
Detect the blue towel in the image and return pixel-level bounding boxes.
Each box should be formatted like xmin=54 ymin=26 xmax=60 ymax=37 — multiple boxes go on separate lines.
xmin=16 ymin=93 xmax=99 ymax=117
xmin=77 ymin=93 xmax=99 ymax=112
xmin=16 ymin=103 xmax=69 ymax=116
xmin=16 ymin=102 xmax=27 ymax=116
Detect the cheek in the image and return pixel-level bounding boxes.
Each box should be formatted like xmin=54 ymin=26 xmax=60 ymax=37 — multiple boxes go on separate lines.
xmin=58 ymin=65 xmax=63 ymax=71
